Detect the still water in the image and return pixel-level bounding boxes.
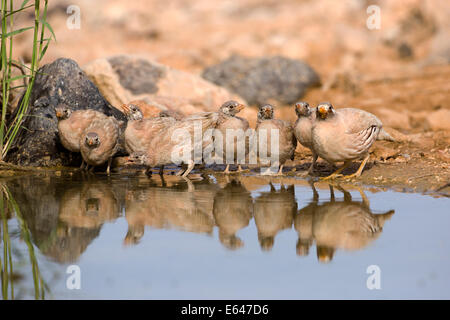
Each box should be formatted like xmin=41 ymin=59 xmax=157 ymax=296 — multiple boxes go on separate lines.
xmin=0 ymin=171 xmax=449 ymax=299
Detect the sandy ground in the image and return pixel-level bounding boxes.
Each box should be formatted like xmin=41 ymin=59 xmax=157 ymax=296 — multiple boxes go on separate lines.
xmin=4 ymin=0 xmax=450 ymax=196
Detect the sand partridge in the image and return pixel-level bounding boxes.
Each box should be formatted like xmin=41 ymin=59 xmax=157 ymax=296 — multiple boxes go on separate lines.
xmin=80 ymin=116 xmax=122 ymax=174
xmin=122 ymin=104 xmax=176 ymax=156
xmin=294 ymin=101 xmax=318 ymax=174
xmin=215 ymin=100 xmax=249 ymax=173
xmin=128 ymin=112 xmax=219 ymax=177
xmin=256 ymin=104 xmax=297 ymax=175
xmin=312 ymin=102 xmax=395 ymax=180
xmin=55 ymin=104 xmax=109 ymax=168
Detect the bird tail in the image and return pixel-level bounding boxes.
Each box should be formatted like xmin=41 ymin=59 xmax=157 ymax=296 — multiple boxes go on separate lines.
xmin=377 ymin=128 xmax=396 ymax=142
xmin=376 ymin=210 xmax=395 ymax=228
xmin=184 ymin=112 xmax=219 ymax=130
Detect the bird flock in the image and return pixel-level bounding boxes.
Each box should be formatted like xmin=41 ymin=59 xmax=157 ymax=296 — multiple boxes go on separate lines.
xmin=55 ymin=100 xmax=394 ymax=179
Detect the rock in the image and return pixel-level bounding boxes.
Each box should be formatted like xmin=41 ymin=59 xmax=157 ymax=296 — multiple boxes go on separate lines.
xmin=426 ymin=109 xmax=450 ymax=131
xmin=6 ymin=58 xmax=126 ymax=166
xmin=375 ymin=108 xmax=411 ymax=130
xmin=201 ymin=55 xmax=321 ymax=105
xmin=83 ymin=58 xmax=133 ymax=109
xmin=83 ymin=55 xmax=245 ymax=113
xmin=370 ymin=144 xmax=400 ymax=161
xmin=382 ymin=127 xmax=411 ymax=143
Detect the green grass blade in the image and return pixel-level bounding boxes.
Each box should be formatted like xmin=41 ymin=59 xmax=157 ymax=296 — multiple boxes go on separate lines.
xmin=1 ymin=26 xmax=33 ymax=38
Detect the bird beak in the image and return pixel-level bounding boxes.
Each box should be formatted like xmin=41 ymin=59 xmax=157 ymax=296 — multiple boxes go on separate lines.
xmin=236 ymin=104 xmax=245 ymax=112
xmin=264 ymin=109 xmax=271 ymax=116
xmin=318 ymin=106 xmax=328 ymax=119
xmin=55 ymin=110 xmax=62 ymax=118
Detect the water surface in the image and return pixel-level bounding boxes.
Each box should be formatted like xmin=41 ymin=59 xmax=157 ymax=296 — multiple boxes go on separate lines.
xmin=0 ymin=172 xmax=449 ymax=299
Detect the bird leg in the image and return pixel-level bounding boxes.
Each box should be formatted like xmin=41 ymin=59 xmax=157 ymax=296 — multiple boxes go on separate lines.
xmin=106 ymin=158 xmax=112 ymax=175
xmin=182 ymin=161 xmax=195 ymax=177
xmin=343 ymin=154 xmax=370 ymax=179
xmin=320 ymin=161 xmax=352 ymax=180
xmin=223 ymin=164 xmax=231 ymax=174
xmin=80 ymin=160 xmax=86 ymax=170
xmin=175 ymin=164 xmax=187 ymax=176
xmin=159 ymin=165 xmax=164 ymax=175
xmin=276 ymin=164 xmax=284 ymax=175
xmin=144 ymin=166 xmax=152 ymax=177
xmin=307 ymin=153 xmax=318 ymax=175
xmin=182 ymin=176 xmax=195 ymax=192
xmin=355 ymin=186 xmax=370 ymax=208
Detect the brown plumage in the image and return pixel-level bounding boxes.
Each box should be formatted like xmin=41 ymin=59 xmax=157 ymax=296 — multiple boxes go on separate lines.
xmin=294 ymin=101 xmax=318 ymax=174
xmin=128 ymin=112 xmax=219 ymax=177
xmin=55 ymin=104 xmax=109 ymax=168
xmin=312 ymin=102 xmax=395 ymax=180
xmin=255 ymin=104 xmax=297 ymax=175
xmin=80 ymin=116 xmax=122 ymax=174
xmin=215 ymin=100 xmax=250 ymax=173
xmin=123 ymin=104 xmax=176 ymax=155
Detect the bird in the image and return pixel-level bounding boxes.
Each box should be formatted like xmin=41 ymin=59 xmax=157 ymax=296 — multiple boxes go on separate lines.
xmin=55 ymin=104 xmax=109 ymax=169
xmin=255 ymin=104 xmax=297 ymax=175
xmin=215 ymin=100 xmax=250 ymax=173
xmin=311 ymin=102 xmax=395 ymax=180
xmin=127 ymin=112 xmax=219 ymax=177
xmin=122 ymin=103 xmax=176 ymax=173
xmin=159 ymin=109 xmax=185 ymax=121
xmin=293 ymin=101 xmax=318 ymax=175
xmin=79 ymin=116 xmax=122 ymax=174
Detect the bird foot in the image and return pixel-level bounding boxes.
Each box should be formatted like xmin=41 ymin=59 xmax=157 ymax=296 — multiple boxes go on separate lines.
xmin=320 ymin=173 xmax=344 ymax=181
xmin=342 ymin=172 xmax=362 ymax=180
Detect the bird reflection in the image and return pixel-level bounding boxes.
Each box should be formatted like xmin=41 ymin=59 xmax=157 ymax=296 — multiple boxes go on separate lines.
xmin=254 ymin=183 xmax=297 ymax=251
xmin=294 ymin=183 xmax=395 ymax=263
xmin=213 ymin=179 xmax=253 ymax=250
xmin=59 ymin=180 xmax=120 ymax=229
xmin=124 ymin=175 xmax=218 ymax=245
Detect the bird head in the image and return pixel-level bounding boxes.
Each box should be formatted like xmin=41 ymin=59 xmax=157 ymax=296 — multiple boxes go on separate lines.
xmin=294 ymin=101 xmax=311 ymax=118
xmin=126 ymin=152 xmax=153 ymax=166
xmin=316 ymin=245 xmax=335 ymax=263
xmin=316 ymin=102 xmax=335 ymax=120
xmin=123 ymin=103 xmax=143 ymax=121
xmin=84 ymin=132 xmax=101 ymax=148
xmin=257 ymin=104 xmax=274 ymax=120
xmin=258 ymin=233 xmax=274 ymax=251
xmin=55 ymin=105 xmax=72 ymax=120
xmin=219 ymin=100 xmax=245 ymax=116
xmin=296 ymin=239 xmax=312 ymax=256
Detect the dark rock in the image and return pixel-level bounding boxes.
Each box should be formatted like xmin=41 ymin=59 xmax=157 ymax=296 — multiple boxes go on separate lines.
xmin=6 ymin=58 xmax=126 ymax=166
xmin=108 ymin=55 xmax=165 ymax=95
xmin=202 ymin=55 xmax=320 ymax=105
xmin=398 ymin=42 xmax=414 ymax=59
